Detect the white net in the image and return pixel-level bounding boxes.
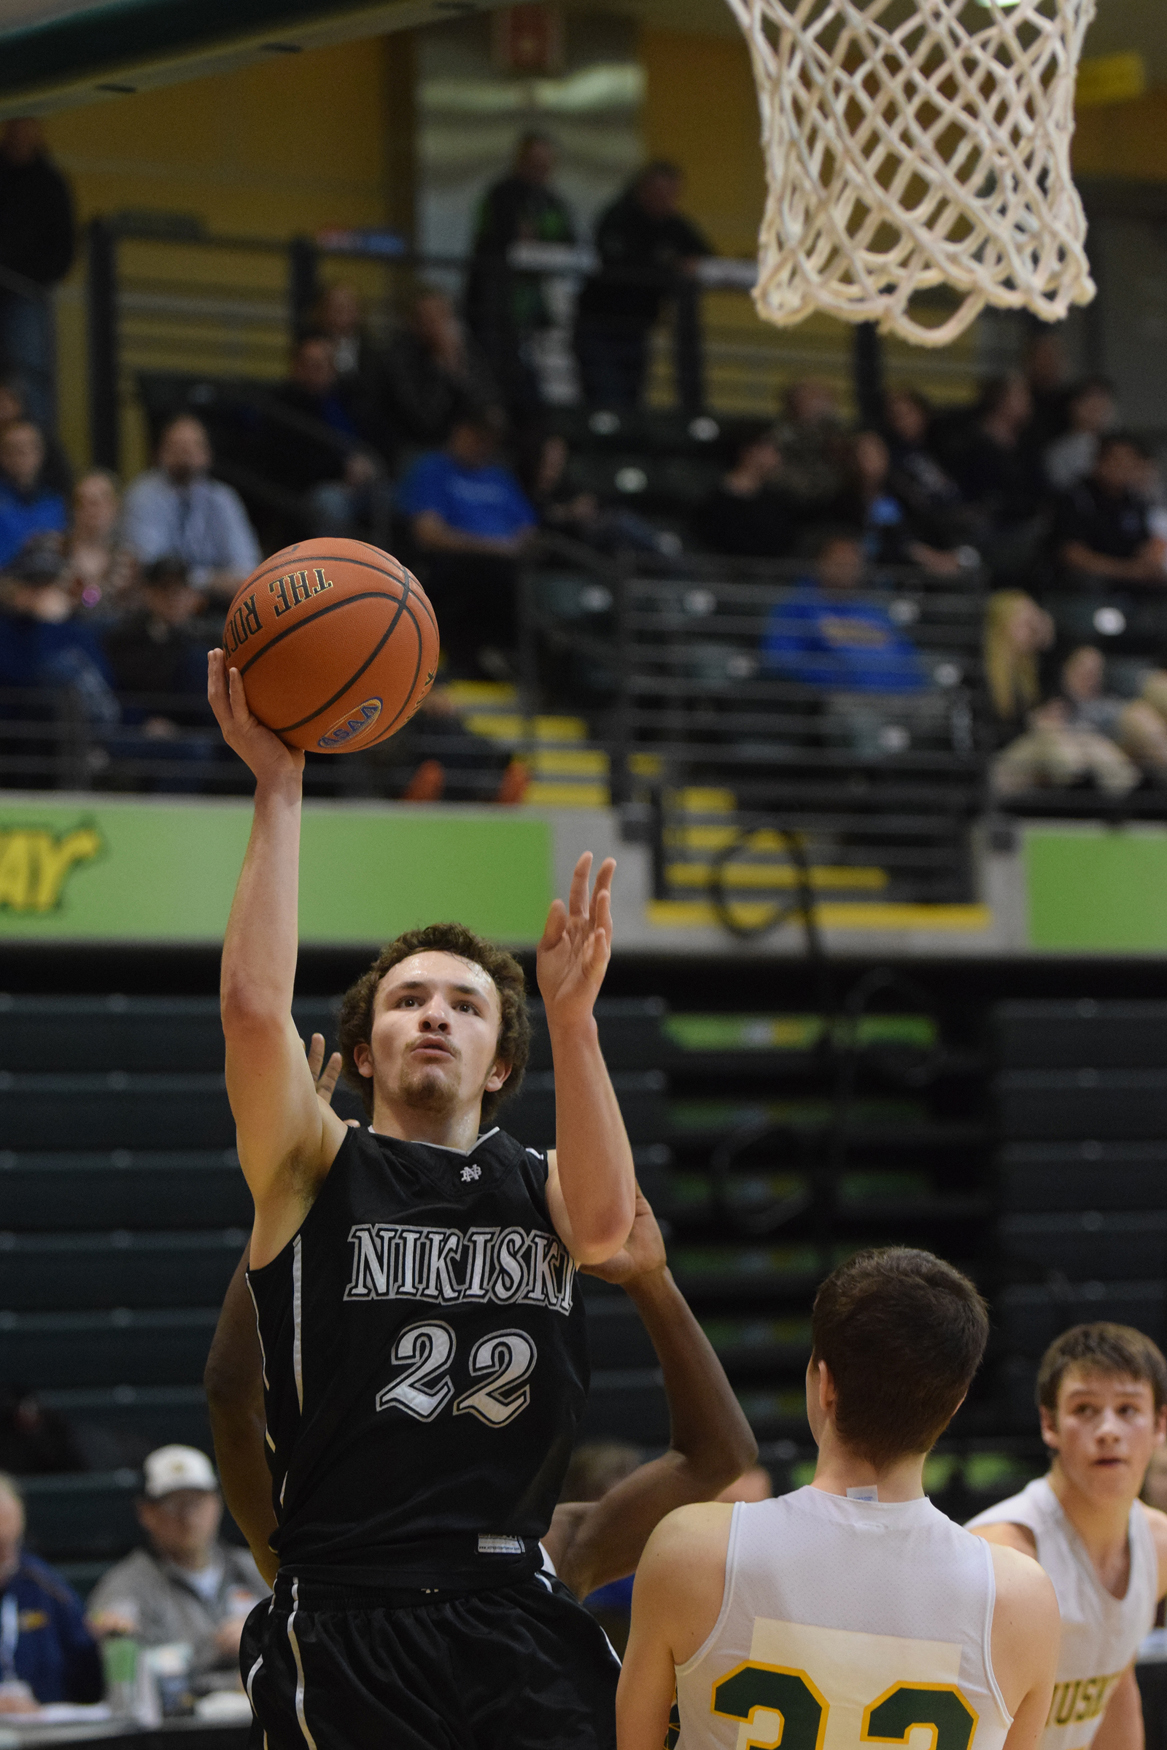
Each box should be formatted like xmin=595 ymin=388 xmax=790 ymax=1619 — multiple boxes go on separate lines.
xmin=725 ymin=0 xmax=1098 ymax=347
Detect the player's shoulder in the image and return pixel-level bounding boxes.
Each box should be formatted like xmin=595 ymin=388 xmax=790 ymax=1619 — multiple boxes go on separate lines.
xmin=1137 ymin=1499 xmax=1167 ymax=1561
xmin=645 ymin=1500 xmax=735 ymax=1567
xmin=988 ymin=1538 xmax=1059 ymax=1634
xmin=968 ymin=1517 xmax=1039 ymax=1557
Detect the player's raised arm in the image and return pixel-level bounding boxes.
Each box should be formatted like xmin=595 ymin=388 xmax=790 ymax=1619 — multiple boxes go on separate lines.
xmin=209 ymin=651 xmax=347 ymax=1261
xmin=538 ymin=852 xmax=635 ymax=1263
xmin=545 ymin=1189 xmax=757 ymax=1598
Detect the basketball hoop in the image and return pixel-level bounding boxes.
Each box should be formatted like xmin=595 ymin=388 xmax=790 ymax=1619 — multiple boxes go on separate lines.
xmin=725 ymin=0 xmax=1097 ymax=347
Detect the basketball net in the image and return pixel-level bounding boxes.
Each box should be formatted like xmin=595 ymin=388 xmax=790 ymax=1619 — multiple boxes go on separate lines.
xmin=725 ymin=0 xmax=1097 ymax=346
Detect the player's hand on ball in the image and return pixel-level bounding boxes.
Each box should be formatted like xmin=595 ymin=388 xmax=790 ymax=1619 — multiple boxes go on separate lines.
xmin=581 ymin=1187 xmax=666 ymax=1286
xmin=536 ymin=852 xmax=615 ymax=1029
xmin=207 ymin=648 xmax=304 ymax=781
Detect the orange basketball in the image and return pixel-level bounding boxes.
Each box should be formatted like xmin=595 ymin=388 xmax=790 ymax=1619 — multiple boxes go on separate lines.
xmin=221 ymin=539 xmax=439 ymax=754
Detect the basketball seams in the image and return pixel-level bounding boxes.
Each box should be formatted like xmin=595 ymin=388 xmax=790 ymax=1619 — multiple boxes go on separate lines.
xmin=272 ymin=587 xmax=413 ymax=734
xmin=355 ymin=602 xmax=430 ymax=749
xmin=237 ymin=589 xmax=406 ymax=679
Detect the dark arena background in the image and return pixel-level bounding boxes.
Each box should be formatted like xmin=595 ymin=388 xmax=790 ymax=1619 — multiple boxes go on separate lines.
xmin=2 ymin=0 xmax=1167 ymax=1743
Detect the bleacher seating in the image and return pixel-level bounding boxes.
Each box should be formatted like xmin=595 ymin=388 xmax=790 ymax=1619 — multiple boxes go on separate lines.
xmin=994 ymin=1000 xmax=1167 ymax=1425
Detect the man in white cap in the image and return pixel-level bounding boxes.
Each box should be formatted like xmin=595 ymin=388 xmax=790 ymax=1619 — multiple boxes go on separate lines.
xmin=87 ymin=1445 xmax=267 ymax=1690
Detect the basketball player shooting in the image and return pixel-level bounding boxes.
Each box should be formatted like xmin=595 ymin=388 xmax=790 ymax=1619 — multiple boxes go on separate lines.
xmin=207 ymin=648 xmax=637 ymax=1749
xmin=968 ymin=1325 xmax=1167 ymax=1750
xmin=617 ymin=1248 xmax=1061 ymax=1750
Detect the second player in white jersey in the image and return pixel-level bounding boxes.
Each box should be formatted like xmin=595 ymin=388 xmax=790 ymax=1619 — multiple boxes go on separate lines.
xmin=675 ymin=1485 xmax=1012 ymax=1750
xmin=969 ymin=1323 xmax=1167 ymax=1750
xmin=969 ymin=1476 xmax=1156 ymax=1750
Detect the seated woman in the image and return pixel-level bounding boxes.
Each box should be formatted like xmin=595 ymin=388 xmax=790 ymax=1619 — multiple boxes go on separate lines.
xmin=61 ymin=469 xmax=136 ymax=613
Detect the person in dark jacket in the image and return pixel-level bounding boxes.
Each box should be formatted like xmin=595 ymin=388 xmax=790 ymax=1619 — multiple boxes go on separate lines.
xmin=0 ymin=121 xmax=74 ymax=433
xmin=382 ymin=289 xmax=500 ymax=452
xmin=465 ymin=132 xmax=575 ymax=416
xmin=574 ymin=163 xmax=711 ymax=409
xmin=0 ymin=1473 xmax=102 ymax=1711
xmin=692 ymin=427 xmax=798 ymax=558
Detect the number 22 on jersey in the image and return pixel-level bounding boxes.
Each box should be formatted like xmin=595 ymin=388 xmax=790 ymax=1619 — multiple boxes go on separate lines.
xmin=376 ymin=1318 xmax=537 ymax=1426
xmin=710 ymin=1667 xmax=976 ymax=1750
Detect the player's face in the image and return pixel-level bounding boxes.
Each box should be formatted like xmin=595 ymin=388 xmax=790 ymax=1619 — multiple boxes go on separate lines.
xmin=1041 ymin=1367 xmax=1167 ymax=1502
xmin=361 ymin=952 xmax=508 ymax=1118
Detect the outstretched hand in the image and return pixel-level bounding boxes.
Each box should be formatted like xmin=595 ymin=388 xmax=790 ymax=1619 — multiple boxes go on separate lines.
xmin=305 ymin=1033 xmax=359 ymax=1127
xmin=208 ymin=648 xmax=304 ymax=784
xmin=581 ymin=1186 xmax=666 ymax=1286
xmin=537 ymin=852 xmax=615 ymax=1030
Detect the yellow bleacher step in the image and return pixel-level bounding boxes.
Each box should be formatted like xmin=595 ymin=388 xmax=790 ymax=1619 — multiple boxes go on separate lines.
xmin=464 ymin=713 xmax=589 ymax=744
xmin=532 ymin=749 xmax=610 ymax=778
xmin=525 ymin=781 xmax=611 ymax=808
xmin=666 ymin=864 xmax=887 ymax=892
xmin=443 ymin=681 xmax=518 ymax=709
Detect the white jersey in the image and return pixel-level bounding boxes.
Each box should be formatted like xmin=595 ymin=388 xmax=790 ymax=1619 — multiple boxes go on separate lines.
xmin=967 ymin=1477 xmax=1158 ymax=1750
xmin=675 ymin=1487 xmax=1012 ymax=1750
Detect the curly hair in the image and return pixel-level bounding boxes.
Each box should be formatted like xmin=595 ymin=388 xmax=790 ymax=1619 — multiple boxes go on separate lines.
xmin=336 ymin=923 xmax=530 ymax=1122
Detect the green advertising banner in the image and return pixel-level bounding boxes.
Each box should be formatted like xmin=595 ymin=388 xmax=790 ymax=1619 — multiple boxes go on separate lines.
xmin=1025 ymin=828 xmax=1167 ymax=951
xmin=0 ymin=798 xmax=553 ymax=945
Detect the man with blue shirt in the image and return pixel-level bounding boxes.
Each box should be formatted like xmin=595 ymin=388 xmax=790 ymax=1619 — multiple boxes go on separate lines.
xmin=0 ymin=421 xmax=65 ymax=568
xmin=0 ymin=1474 xmax=102 ymax=1712
xmin=398 ymin=410 xmax=536 ymax=677
xmin=761 ymin=533 xmax=927 ymax=694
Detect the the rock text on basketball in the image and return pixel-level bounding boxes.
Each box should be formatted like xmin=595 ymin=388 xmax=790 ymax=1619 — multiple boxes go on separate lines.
xmin=269 ymin=568 xmax=335 ymax=617
xmin=224 ymin=594 xmax=262 ymax=655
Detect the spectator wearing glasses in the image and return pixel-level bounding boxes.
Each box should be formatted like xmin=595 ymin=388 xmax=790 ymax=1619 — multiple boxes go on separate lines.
xmin=87 ymin=1445 xmax=267 ymax=1692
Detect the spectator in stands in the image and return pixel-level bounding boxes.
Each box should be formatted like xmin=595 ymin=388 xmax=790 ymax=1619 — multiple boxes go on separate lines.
xmin=1053 ymin=433 xmax=1167 ymax=585
xmin=769 ymin=379 xmax=848 ymax=511
xmin=983 ymin=589 xmax=1055 ymax=739
xmin=0 ymin=374 xmax=70 ymax=496
xmin=0 ymin=422 xmax=65 ymax=568
xmin=945 ymin=373 xmax=1046 ymax=573
xmin=760 ymin=532 xmax=928 ymax=692
xmin=0 ymin=538 xmax=119 ymax=724
xmin=466 ymin=132 xmax=575 ymax=415
xmin=308 ymin=282 xmax=391 ymax=456
xmin=574 ymin=162 xmax=711 ymax=409
xmin=0 ymin=120 xmax=74 ymax=433
xmin=692 ymin=426 xmax=797 ymax=558
xmin=991 ymin=644 xmax=1141 ymax=798
xmin=105 ymin=556 xmax=207 ymax=714
xmin=87 ymin=1445 xmax=267 ymax=1693
xmin=528 ymin=431 xmax=679 ymax=556
xmin=828 ymin=430 xmax=969 ymax=576
xmin=882 ymin=387 xmax=971 ymax=548
xmin=261 ymin=333 xmax=391 ymax=545
xmin=1043 ymin=377 xmax=1117 ymax=493
xmin=61 ymin=470 xmax=135 ymax=614
xmin=1022 ymin=326 xmax=1072 ymax=451
xmin=123 ymin=416 xmax=260 ymax=601
xmin=398 ymin=409 xmax=536 ymax=677
xmin=0 ymin=1473 xmax=102 ymax=1711
xmin=382 ymin=289 xmax=498 ymax=452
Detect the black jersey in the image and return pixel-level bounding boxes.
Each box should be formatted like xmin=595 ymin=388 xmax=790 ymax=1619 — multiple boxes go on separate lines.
xmin=246 ymin=1125 xmax=589 ymax=1584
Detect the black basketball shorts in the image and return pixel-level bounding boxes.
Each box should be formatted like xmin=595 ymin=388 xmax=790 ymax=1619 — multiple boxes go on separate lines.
xmin=241 ymin=1570 xmax=620 ymax=1750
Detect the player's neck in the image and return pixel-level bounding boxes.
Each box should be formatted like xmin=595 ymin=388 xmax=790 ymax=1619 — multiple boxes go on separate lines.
xmin=809 ymin=1426 xmax=926 ymax=1503
xmin=1047 ymin=1462 xmax=1136 ymax=1567
xmin=370 ymin=1096 xmax=484 ymax=1152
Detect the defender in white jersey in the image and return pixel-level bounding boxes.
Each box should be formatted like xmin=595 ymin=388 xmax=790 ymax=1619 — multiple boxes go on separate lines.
xmin=969 ymin=1324 xmax=1167 ymax=1750
xmin=618 ymin=1247 xmax=1059 ymax=1750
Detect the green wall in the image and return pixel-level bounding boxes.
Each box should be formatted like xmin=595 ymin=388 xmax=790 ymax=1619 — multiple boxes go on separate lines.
xmin=0 ymin=799 xmax=553 ymax=945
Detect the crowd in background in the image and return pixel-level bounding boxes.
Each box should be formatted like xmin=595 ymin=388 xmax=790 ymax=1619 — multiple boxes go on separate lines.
xmin=1 ymin=122 xmax=1166 ymax=799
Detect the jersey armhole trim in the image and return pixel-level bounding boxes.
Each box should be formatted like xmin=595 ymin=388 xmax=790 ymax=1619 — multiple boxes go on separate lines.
xmin=675 ymin=1501 xmax=741 ymax=1681
xmin=980 ymin=1536 xmax=1015 ymax=1729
